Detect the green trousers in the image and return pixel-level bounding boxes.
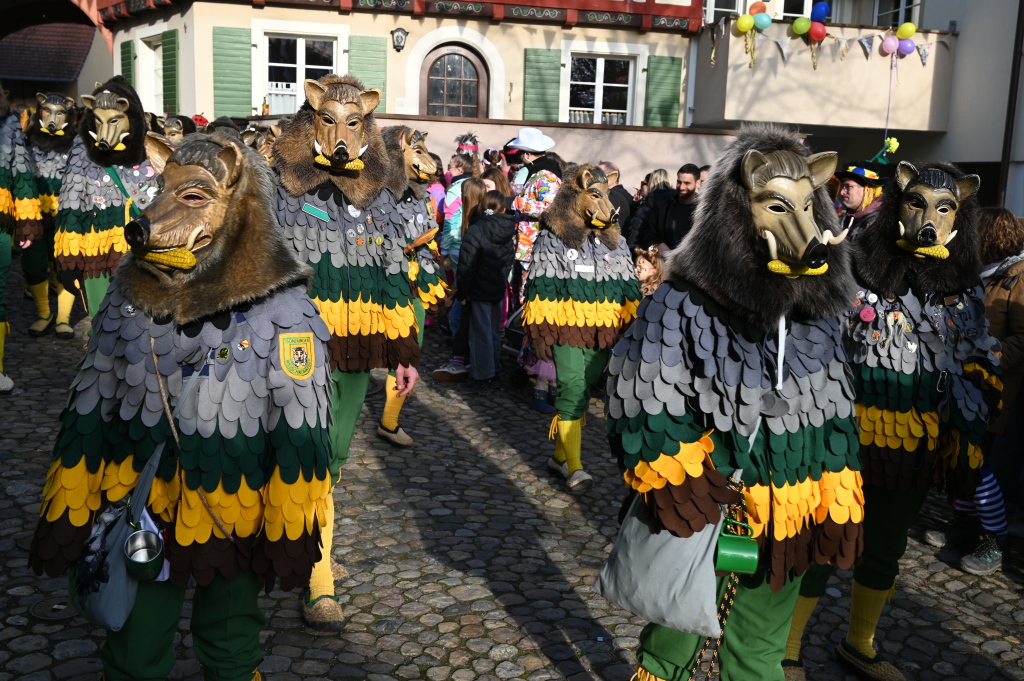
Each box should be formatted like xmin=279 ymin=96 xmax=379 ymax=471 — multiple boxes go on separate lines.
xmin=0 ymin=232 xmax=10 ymax=323
xmin=101 ymin=571 xmax=264 ymax=681
xmin=799 ymin=482 xmax=930 ymax=597
xmin=638 ymin=573 xmax=802 ymax=681
xmin=329 ymin=369 xmax=371 ymax=475
xmin=388 ymin=298 xmax=425 ymax=378
xmin=84 ymin=273 xmax=110 ymax=319
xmin=552 ymin=343 xmax=608 ymax=421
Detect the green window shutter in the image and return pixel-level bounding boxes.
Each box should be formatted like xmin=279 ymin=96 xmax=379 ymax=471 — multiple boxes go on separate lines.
xmin=212 ymin=27 xmax=253 ymax=118
xmin=644 ymin=56 xmax=683 ymax=128
xmin=522 ymin=48 xmax=560 ymax=122
xmin=119 ymin=40 xmax=135 ymax=87
xmin=161 ymin=30 xmax=179 ymax=116
xmin=347 ymin=36 xmax=387 ymax=113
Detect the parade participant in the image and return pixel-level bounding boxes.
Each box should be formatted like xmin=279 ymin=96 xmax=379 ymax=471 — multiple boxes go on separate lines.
xmin=524 ymin=164 xmax=640 ymax=493
xmin=836 ymin=161 xmax=886 ymax=241
xmin=633 ymin=245 xmax=664 ymax=296
xmin=273 ymin=74 xmax=420 ymax=629
xmin=376 ymin=125 xmax=445 ymax=447
xmin=606 ymin=125 xmax=864 ymax=680
xmin=30 ymin=129 xmax=333 ymax=681
xmin=54 ymin=76 xmax=157 ymax=321
xmin=24 ymin=93 xmax=77 ymax=338
xmin=0 ymin=84 xmax=43 ymax=391
xmin=783 ymin=162 xmax=998 ymax=681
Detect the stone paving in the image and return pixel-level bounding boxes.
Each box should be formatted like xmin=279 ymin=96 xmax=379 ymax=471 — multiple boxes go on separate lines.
xmin=0 ymin=254 xmax=1022 ymax=681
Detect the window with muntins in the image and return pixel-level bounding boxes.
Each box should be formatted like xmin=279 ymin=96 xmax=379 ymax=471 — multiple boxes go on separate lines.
xmin=266 ymin=36 xmax=335 ymax=115
xmin=421 ymin=44 xmax=488 ymax=118
xmin=704 ymin=0 xmax=743 ymax=23
xmin=569 ymin=56 xmax=633 ymax=126
xmin=143 ymin=37 xmax=164 ymax=115
xmin=875 ymin=0 xmax=920 ymax=26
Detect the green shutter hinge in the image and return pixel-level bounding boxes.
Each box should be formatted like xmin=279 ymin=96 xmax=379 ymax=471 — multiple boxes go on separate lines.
xmin=560 ymin=63 xmax=566 ymax=67
xmin=251 ymin=43 xmax=258 ymax=48
xmin=343 ymin=49 xmax=350 ymax=53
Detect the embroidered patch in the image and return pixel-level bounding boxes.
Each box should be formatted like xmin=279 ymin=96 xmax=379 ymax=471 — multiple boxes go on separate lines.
xmin=302 ymin=203 xmax=330 ymax=222
xmin=280 ymin=333 xmax=315 ymax=380
xmin=216 ymin=347 xmax=230 ymax=360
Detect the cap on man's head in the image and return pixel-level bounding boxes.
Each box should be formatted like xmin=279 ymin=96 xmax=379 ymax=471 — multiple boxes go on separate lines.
xmin=836 ymin=162 xmax=886 ymax=187
xmin=508 ymin=127 xmax=555 ymax=153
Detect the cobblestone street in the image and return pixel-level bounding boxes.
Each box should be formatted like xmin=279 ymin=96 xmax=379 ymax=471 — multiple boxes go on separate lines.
xmin=1 ymin=257 xmax=1023 ymax=681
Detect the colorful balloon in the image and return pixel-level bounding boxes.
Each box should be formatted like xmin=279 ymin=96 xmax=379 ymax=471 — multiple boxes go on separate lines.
xmin=737 ymin=13 xmax=755 ymax=32
xmin=749 ymin=1 xmax=768 ymax=14
xmin=792 ymin=17 xmax=811 ymax=35
xmin=898 ymin=38 xmax=916 ymax=55
xmin=753 ymin=12 xmax=772 ymax=30
xmin=808 ymin=21 xmax=827 ymax=42
xmin=896 ymin=22 xmax=917 ymax=40
xmin=881 ymin=35 xmax=899 ymax=54
xmin=810 ymin=1 xmax=830 ymax=22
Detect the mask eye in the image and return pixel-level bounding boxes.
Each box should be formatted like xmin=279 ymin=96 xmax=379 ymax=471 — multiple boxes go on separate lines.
xmin=767 ymin=204 xmax=787 ymax=214
xmin=179 ymin=192 xmax=208 ymax=205
xmin=320 ymin=115 xmax=335 ymax=126
xmin=937 ymin=206 xmax=951 ymax=214
xmin=348 ymin=118 xmax=360 ymax=129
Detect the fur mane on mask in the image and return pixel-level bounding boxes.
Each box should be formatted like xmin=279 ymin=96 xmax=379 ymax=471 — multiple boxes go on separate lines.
xmin=273 ymin=74 xmax=388 ymax=209
xmin=668 ymin=123 xmax=855 ymax=331
xmin=27 ymin=93 xmax=78 ymax=154
xmin=854 ymin=161 xmax=981 ymax=297
xmin=540 ymin=163 xmax=621 ymax=251
xmin=0 ymin=86 xmax=9 ymax=119
xmin=381 ymin=125 xmax=428 ymax=201
xmin=79 ymin=75 xmax=147 ymax=167
xmin=118 ymin=130 xmax=311 ymax=324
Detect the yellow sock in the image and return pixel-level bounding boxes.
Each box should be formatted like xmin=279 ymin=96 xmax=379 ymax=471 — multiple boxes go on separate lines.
xmin=785 ymin=595 xmax=820 ymax=661
xmin=381 ymin=374 xmax=405 ymax=430
xmin=550 ymin=415 xmax=566 ymax=462
xmin=0 ymin=322 xmax=8 ymax=373
xmin=846 ymin=581 xmax=890 ymax=659
xmin=56 ymin=287 xmax=75 ymax=325
xmin=29 ymin=281 xmax=51 ymax=320
xmin=556 ymin=418 xmax=584 ymax=473
xmin=307 ymin=493 xmax=336 ymax=603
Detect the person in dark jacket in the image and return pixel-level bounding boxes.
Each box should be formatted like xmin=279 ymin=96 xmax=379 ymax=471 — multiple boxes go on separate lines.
xmin=634 ymin=163 xmax=700 ymax=251
xmin=457 ymin=190 xmax=518 ymax=386
xmin=599 ymin=161 xmax=635 ymax=241
xmin=836 ymin=162 xmax=886 ymax=241
xmin=627 ymin=169 xmax=673 ymax=252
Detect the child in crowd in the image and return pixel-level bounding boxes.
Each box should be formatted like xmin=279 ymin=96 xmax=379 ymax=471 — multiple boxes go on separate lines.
xmin=456 ymin=190 xmax=518 ymax=388
xmin=634 ymin=246 xmax=665 ymax=296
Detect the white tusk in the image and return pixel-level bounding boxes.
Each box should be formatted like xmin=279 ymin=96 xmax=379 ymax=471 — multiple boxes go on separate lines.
xmin=185 ymin=226 xmax=204 ymax=251
xmin=314 ymin=140 xmax=322 ymax=155
xmin=119 ymin=131 xmax=129 ymax=141
xmin=358 ymin=143 xmax=369 ymax=157
xmin=944 ymin=230 xmax=957 ymax=246
xmin=820 ymin=230 xmax=832 ymax=246
xmin=899 ymin=221 xmax=905 ymax=237
xmin=763 ymin=230 xmax=779 ymax=261
xmin=832 ymin=227 xmax=849 ymax=245
xmin=88 ymin=130 xmax=97 ymax=140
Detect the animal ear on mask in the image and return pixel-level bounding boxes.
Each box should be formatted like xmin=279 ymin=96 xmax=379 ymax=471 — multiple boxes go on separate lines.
xmin=64 ymin=97 xmax=75 ymax=110
xmin=36 ymin=93 xmax=47 ymax=106
xmin=156 ymin=117 xmax=167 ymax=128
xmin=740 ymin=149 xmax=769 ymax=190
xmin=575 ymin=168 xmax=595 ymax=192
xmin=81 ymin=95 xmax=96 ymax=110
xmin=895 ymin=161 xmax=918 ymax=191
xmin=358 ymin=88 xmax=382 ymax=116
xmin=144 ymin=131 xmax=176 ymax=174
xmin=955 ymin=174 xmax=981 ymax=202
xmin=401 ymin=127 xmax=415 ymax=149
xmin=241 ymin=129 xmax=258 ymax=146
xmin=115 ymin=97 xmax=131 ymax=113
xmin=605 ymin=169 xmax=620 ymax=186
xmin=216 ymin=142 xmax=243 ymax=187
xmin=806 ymin=151 xmax=838 ymax=190
xmin=304 ymin=79 xmax=328 ymax=110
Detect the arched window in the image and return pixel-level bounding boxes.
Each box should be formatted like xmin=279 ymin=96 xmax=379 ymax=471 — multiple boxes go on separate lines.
xmin=420 ymin=44 xmax=488 ymax=119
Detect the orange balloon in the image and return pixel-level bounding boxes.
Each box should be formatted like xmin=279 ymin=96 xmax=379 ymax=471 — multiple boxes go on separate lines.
xmin=749 ymin=1 xmax=768 ymax=14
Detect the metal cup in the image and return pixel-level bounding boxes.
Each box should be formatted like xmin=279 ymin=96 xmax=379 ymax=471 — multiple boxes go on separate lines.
xmin=715 ymin=519 xmax=760 ymax=575
xmin=124 ymin=529 xmax=164 ymax=582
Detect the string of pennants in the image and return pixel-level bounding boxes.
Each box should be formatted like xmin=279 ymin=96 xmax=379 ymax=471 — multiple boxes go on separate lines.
xmin=709 ymin=17 xmax=953 ymax=70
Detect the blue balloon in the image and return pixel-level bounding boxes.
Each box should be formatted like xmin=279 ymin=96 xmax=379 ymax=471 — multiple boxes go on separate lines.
xmin=753 ymin=12 xmax=772 ymax=30
xmin=810 ymin=1 xmax=830 ymax=22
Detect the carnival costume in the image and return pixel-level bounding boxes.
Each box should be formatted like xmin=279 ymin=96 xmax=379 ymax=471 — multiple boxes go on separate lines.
xmin=605 ymin=126 xmax=865 ymax=681
xmin=376 ymin=125 xmax=446 ymax=447
xmin=30 ymin=131 xmax=333 ymax=681
xmin=0 ymin=86 xmax=43 ymax=391
xmin=784 ymin=162 xmax=999 ymax=681
xmin=273 ymin=75 xmax=420 ymax=628
xmin=523 ymin=165 xmax=640 ymax=493
xmin=55 ymin=76 xmax=156 ymax=320
xmin=25 ymin=93 xmax=78 ymax=338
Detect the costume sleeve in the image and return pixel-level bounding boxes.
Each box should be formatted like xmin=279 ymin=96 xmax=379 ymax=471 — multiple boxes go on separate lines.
xmin=0 ymin=115 xmax=42 ymax=241
xmin=514 ymin=172 xmax=560 ymax=219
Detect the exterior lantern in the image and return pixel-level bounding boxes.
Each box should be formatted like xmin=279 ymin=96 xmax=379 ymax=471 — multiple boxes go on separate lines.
xmin=391 ymin=27 xmax=408 ymax=52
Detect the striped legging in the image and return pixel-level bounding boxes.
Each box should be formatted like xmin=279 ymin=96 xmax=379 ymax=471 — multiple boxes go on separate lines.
xmin=953 ymin=468 xmax=1008 ymax=535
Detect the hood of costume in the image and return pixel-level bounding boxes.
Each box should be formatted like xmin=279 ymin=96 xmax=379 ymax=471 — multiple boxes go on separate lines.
xmin=27 ymin=95 xmax=79 ymax=223
xmin=79 ymin=76 xmax=148 ymax=169
xmin=605 ymin=124 xmax=864 ymax=592
xmin=27 ymin=93 xmax=78 ymax=155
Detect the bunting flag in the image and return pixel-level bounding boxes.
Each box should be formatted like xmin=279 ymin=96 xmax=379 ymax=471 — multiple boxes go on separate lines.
xmin=859 ymin=36 xmax=874 ymax=58
xmin=776 ymin=37 xmax=791 ymax=62
xmin=756 ymin=32 xmax=770 ymax=50
xmin=839 ymin=38 xmax=850 ymax=61
xmin=917 ymin=42 xmax=932 ymax=66
xmin=831 ymin=38 xmax=840 ymax=62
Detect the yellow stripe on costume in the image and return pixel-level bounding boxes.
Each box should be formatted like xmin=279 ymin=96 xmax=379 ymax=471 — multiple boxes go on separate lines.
xmin=14 ymin=196 xmax=42 ymax=221
xmin=964 ymin=362 xmax=1004 ymax=392
xmin=408 ymin=260 xmax=420 ymax=282
xmin=856 ymin=405 xmax=939 ymax=452
xmin=262 ymin=467 xmax=331 ymax=542
xmin=315 ymin=296 xmax=418 ymax=340
xmin=54 ymin=226 xmax=128 ymax=258
xmin=936 ymin=431 xmax=984 ymax=474
xmin=523 ymin=296 xmax=639 ymax=329
xmin=39 ymin=193 xmax=59 ymax=216
xmin=0 ymin=188 xmax=11 ymax=215
xmin=418 ymin=279 xmax=448 ymax=307
xmin=42 ymin=458 xmax=103 ymax=526
xmin=623 ymin=434 xmax=715 ymax=493
xmin=815 ymin=467 xmax=865 ymax=525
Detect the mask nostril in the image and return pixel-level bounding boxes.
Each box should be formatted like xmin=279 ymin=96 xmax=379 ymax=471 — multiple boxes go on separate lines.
xmin=918 ymin=225 xmax=937 ymax=246
xmin=804 ymin=241 xmax=828 ymax=269
xmin=125 ymin=215 xmax=151 ymax=249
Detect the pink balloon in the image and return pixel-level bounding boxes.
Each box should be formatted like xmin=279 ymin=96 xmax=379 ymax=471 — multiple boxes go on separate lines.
xmin=898 ymin=38 xmax=916 ymax=55
xmin=881 ymin=35 xmax=899 ymax=54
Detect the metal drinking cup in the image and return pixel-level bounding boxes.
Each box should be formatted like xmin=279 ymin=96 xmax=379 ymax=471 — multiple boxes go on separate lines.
xmin=124 ymin=529 xmax=164 ymax=581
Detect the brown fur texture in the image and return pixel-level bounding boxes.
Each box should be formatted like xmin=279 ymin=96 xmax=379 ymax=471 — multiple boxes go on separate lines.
xmin=855 ymin=161 xmax=981 ymax=297
xmin=274 ymin=74 xmax=388 ymax=209
xmin=118 ymin=130 xmax=311 ymax=324
xmin=382 ymin=125 xmax=429 ymax=201
xmin=540 ymin=164 xmax=621 ymax=250
xmin=79 ymin=76 xmax=147 ymax=168
xmin=669 ymin=124 xmax=855 ymax=332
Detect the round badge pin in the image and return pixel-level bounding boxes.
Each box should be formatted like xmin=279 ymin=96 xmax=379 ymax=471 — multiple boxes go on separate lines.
xmin=356 ymin=224 xmax=365 ymax=234
xmin=375 ymin=235 xmax=384 ymax=245
xmin=347 ymin=204 xmax=361 ymax=218
xmin=347 ymin=229 xmax=356 ymax=239
xmin=859 ymin=307 xmax=877 ymax=323
xmin=867 ymin=293 xmax=878 ymax=304
xmin=566 ymin=249 xmax=579 ymax=261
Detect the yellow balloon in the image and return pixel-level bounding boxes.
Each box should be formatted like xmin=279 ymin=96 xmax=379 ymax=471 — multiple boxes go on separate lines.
xmin=737 ymin=14 xmax=755 ymax=32
xmin=896 ymin=22 xmax=916 ymax=39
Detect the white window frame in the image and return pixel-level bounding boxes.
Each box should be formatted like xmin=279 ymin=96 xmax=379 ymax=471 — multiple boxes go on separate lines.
xmin=559 ymin=39 xmax=650 ymax=127
xmin=567 ymin=55 xmax=635 ymax=126
xmin=874 ymin=0 xmax=921 ymax=26
xmin=251 ymin=19 xmax=349 ymax=118
xmin=265 ymin=34 xmax=337 ymax=116
xmin=704 ymin=0 xmax=847 ymax=22
xmin=132 ymin=22 xmax=169 ymax=116
xmin=703 ymin=0 xmax=744 ymax=24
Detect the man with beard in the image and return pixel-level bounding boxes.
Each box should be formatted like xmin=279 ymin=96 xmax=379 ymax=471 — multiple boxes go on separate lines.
xmin=636 ymin=162 xmax=700 ymax=251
